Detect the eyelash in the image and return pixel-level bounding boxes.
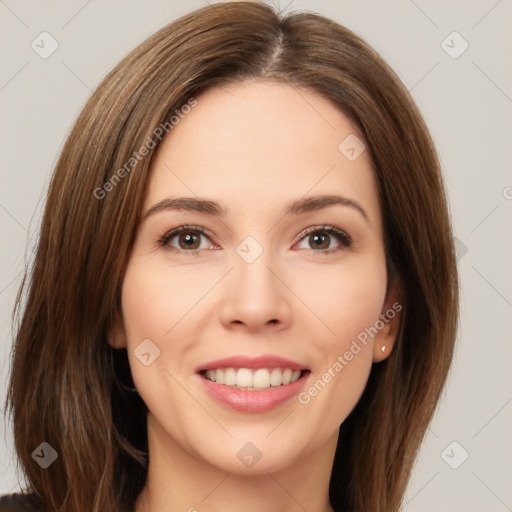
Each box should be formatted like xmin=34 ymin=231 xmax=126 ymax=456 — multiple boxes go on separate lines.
xmin=157 ymin=224 xmax=352 ymax=256
xmin=299 ymin=225 xmax=352 ymax=254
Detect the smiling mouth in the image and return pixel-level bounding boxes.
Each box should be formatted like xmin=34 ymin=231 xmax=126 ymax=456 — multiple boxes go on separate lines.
xmin=199 ymin=367 xmax=310 ymax=391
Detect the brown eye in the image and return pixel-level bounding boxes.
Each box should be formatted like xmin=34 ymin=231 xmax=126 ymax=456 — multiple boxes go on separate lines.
xmin=309 ymin=233 xmax=331 ymax=250
xmin=296 ymin=226 xmax=352 ymax=253
xmin=159 ymin=226 xmax=216 ymax=253
xmin=178 ymin=232 xmax=201 ymax=250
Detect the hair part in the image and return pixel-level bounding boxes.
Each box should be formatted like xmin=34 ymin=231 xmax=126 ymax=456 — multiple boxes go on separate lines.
xmin=5 ymin=3 xmax=458 ymax=511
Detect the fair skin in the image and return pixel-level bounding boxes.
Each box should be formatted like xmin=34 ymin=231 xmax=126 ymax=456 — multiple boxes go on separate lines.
xmin=109 ymin=81 xmax=400 ymax=512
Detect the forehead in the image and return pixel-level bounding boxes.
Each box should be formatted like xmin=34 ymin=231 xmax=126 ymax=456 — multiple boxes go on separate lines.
xmin=144 ymin=81 xmax=381 ymax=227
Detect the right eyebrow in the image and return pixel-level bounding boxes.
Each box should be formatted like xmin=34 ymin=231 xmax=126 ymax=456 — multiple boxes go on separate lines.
xmin=142 ymin=197 xmax=226 ymax=220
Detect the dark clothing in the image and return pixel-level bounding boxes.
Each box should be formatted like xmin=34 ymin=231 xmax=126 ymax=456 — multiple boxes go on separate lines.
xmin=0 ymin=494 xmax=44 ymax=512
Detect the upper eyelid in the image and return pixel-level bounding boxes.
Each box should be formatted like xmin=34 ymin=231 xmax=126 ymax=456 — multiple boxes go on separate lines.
xmin=298 ymin=225 xmax=350 ymax=239
xmin=160 ymin=225 xmax=218 ymax=245
xmin=293 ymin=226 xmax=352 ymax=249
xmin=164 ymin=225 xmax=215 ymax=238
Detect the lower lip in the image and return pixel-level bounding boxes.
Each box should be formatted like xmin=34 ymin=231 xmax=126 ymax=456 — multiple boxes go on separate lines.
xmin=197 ymin=372 xmax=309 ymax=413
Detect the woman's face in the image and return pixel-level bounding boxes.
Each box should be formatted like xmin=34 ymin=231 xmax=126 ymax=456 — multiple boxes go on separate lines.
xmin=111 ymin=81 xmax=400 ymax=474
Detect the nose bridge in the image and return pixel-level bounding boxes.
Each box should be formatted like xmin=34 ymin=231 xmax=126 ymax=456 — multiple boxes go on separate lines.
xmin=235 ymin=252 xmax=273 ymax=297
xmin=220 ymin=236 xmax=291 ymax=329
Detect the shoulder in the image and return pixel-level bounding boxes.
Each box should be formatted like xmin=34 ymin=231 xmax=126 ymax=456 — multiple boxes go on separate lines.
xmin=0 ymin=493 xmax=44 ymax=512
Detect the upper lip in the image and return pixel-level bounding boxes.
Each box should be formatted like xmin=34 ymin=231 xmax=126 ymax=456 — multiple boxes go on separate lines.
xmin=195 ymin=354 xmax=309 ymax=373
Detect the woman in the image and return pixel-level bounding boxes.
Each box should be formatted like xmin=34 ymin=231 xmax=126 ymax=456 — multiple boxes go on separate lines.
xmin=2 ymin=2 xmax=458 ymax=511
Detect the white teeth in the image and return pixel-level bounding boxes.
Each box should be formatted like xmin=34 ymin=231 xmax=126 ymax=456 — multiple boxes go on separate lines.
xmin=236 ymin=368 xmax=253 ymax=388
xmin=224 ymin=368 xmax=237 ymax=386
xmin=270 ymin=368 xmax=282 ymax=386
xmin=253 ymin=369 xmax=270 ymax=388
xmin=203 ymin=367 xmax=303 ymax=389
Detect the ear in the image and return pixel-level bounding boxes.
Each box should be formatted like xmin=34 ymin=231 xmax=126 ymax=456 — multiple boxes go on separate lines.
xmin=372 ymin=282 xmax=403 ymax=363
xmin=107 ymin=311 xmax=128 ymax=349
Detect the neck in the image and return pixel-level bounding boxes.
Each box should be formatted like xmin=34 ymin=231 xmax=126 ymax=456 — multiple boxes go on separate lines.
xmin=135 ymin=413 xmax=337 ymax=512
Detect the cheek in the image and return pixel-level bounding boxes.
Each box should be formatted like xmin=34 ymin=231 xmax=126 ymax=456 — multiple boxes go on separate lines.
xmin=121 ymin=260 xmax=212 ymax=342
xmin=119 ymin=260 xmax=202 ymax=395
xmin=291 ymin=257 xmax=387 ymax=424
xmin=119 ymin=260 xmax=214 ymax=435
xmin=293 ymin=256 xmax=388 ymax=351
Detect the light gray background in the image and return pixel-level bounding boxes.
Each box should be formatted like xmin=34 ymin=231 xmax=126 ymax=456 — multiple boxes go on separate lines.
xmin=1 ymin=1 xmax=511 ymax=510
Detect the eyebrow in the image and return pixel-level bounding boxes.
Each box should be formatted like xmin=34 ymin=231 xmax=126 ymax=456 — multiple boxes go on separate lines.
xmin=142 ymin=194 xmax=369 ymax=223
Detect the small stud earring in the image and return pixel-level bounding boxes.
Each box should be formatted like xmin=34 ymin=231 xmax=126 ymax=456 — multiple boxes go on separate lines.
xmin=380 ymin=345 xmax=386 ymax=353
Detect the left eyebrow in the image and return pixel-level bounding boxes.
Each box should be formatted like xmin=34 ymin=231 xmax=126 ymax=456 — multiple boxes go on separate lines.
xmin=285 ymin=195 xmax=369 ymax=223
xmin=142 ymin=194 xmax=369 ymax=224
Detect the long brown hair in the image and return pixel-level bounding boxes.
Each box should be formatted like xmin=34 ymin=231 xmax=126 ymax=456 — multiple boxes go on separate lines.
xmin=4 ymin=2 xmax=458 ymax=511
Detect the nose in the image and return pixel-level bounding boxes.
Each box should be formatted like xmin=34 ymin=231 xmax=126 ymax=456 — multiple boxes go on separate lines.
xmin=219 ymin=250 xmax=292 ymax=333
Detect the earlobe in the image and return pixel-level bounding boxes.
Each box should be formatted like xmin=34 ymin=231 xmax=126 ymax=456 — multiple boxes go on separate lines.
xmin=372 ymin=322 xmax=396 ymax=363
xmin=372 ymin=285 xmax=403 ymax=363
xmin=107 ymin=312 xmax=128 ymax=349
